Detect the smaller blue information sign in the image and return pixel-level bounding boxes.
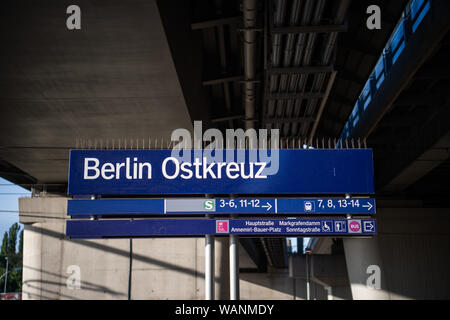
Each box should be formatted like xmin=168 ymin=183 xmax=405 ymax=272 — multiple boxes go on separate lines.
xmin=66 ymin=218 xmax=377 ymax=238
xmin=68 ymin=198 xmax=376 ymax=216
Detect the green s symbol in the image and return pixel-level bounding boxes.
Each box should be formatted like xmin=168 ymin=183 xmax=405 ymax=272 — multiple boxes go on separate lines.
xmin=204 ymin=200 xmax=215 ymax=211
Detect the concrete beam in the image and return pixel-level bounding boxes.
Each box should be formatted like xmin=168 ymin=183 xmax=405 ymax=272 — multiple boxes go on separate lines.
xmin=383 ymin=131 xmax=450 ymax=192
xmin=0 ymin=0 xmax=195 ymax=184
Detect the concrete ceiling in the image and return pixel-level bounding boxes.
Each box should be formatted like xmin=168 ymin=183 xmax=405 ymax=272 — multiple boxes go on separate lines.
xmin=0 ymin=0 xmax=194 ymax=183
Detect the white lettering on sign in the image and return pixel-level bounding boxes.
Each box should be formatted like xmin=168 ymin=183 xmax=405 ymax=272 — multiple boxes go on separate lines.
xmin=161 ymin=157 xmax=267 ymax=180
xmin=82 ymin=157 xmax=268 ymax=181
xmin=84 ymin=158 xmax=99 ymax=179
xmin=83 ymin=157 xmax=152 ymax=180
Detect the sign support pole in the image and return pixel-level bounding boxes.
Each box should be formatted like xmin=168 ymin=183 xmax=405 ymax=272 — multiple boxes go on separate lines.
xmin=306 ymin=253 xmax=310 ymax=300
xmin=205 ymin=234 xmax=215 ymax=300
xmin=229 ymin=234 xmax=239 ymax=300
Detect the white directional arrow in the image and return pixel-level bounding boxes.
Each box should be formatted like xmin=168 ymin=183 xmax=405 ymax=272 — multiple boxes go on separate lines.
xmin=362 ymin=202 xmax=373 ymax=211
xmin=364 ymin=221 xmax=374 ymax=231
xmin=262 ymin=202 xmax=273 ymax=211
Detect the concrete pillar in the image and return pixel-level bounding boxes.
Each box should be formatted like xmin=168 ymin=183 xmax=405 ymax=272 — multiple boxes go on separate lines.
xmin=343 ymin=237 xmax=390 ymax=299
xmin=22 ymin=224 xmax=42 ymax=300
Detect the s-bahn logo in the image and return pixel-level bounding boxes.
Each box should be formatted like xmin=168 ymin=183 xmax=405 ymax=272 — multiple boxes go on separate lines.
xmin=204 ymin=200 xmax=215 ymax=211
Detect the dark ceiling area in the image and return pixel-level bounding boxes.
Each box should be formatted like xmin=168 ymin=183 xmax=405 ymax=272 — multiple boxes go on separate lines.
xmin=340 ymin=0 xmax=450 ymax=207
xmin=370 ymin=30 xmax=450 ymax=205
xmin=173 ymin=0 xmax=415 ymax=269
xmin=184 ymin=0 xmax=409 ymax=141
xmin=0 ymin=0 xmax=195 ymax=191
xmin=317 ymin=0 xmax=409 ymax=137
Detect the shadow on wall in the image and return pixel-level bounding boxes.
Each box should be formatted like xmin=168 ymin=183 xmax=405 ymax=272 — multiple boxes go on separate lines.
xmin=240 ymin=264 xmax=352 ymax=300
xmin=374 ymin=208 xmax=450 ymax=300
xmin=24 ymin=224 xmax=318 ymax=300
xmin=23 ymin=264 xmax=127 ymax=300
xmin=24 ymin=209 xmax=450 ymax=299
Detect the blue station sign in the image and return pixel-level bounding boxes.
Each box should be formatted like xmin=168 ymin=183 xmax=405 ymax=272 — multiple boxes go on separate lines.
xmin=68 ymin=149 xmax=375 ymax=195
xmin=68 ymin=198 xmax=376 ymax=216
xmin=66 ymin=218 xmax=377 ymax=238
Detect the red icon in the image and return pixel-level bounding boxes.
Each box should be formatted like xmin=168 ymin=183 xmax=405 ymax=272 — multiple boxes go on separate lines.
xmin=216 ymin=220 xmax=229 ymax=233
